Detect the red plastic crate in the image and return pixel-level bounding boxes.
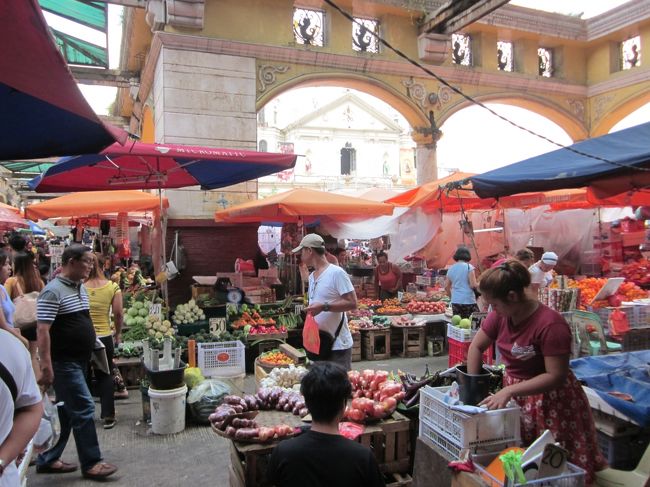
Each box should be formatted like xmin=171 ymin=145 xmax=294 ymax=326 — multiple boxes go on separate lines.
xmin=447 ymin=337 xmax=494 ymax=367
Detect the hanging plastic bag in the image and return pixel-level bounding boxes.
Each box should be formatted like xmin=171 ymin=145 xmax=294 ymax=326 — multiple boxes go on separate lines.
xmin=302 ymin=313 xmax=321 ymax=356
xmin=33 ymin=392 xmax=61 ymax=453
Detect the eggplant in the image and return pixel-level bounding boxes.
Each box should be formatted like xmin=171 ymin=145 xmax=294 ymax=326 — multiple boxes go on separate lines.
xmin=405 ymin=389 xmax=420 ymax=408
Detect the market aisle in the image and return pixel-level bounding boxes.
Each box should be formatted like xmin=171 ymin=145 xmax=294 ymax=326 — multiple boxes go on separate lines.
xmin=28 ymin=355 xmax=448 ymax=486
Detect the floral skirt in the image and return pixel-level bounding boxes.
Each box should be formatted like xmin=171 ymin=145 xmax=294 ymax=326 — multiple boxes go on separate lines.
xmin=505 ymin=371 xmax=608 ymax=484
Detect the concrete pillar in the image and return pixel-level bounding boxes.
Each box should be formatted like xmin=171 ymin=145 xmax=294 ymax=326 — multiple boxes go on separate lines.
xmin=412 ymin=128 xmax=441 ymax=185
xmin=152 ymin=39 xmax=258 ymax=218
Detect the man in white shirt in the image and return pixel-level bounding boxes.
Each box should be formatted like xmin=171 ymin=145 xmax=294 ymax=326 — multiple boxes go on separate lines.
xmin=294 ymin=234 xmax=357 ymax=370
xmin=0 ymin=330 xmax=43 ymax=487
xmin=528 ymin=251 xmax=558 ymax=292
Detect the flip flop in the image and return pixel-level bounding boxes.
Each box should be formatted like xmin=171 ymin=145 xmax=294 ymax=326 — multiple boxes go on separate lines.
xmin=36 ymin=460 xmax=78 ymax=474
xmin=82 ymin=462 xmax=118 ymax=480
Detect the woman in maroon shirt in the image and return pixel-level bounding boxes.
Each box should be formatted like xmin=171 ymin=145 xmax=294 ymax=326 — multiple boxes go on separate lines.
xmin=467 ymin=260 xmax=606 ymax=483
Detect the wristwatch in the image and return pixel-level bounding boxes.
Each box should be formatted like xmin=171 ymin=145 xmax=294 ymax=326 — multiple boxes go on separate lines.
xmin=323 ymin=302 xmax=330 ymax=312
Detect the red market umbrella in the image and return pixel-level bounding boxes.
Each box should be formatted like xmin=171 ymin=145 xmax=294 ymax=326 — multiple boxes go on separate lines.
xmin=29 ymin=142 xmax=298 ymax=192
xmin=0 ymin=207 xmax=29 ymax=232
xmin=0 ymin=0 xmax=127 ymax=159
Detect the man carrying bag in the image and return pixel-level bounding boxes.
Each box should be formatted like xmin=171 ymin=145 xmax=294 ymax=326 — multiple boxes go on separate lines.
xmin=294 ymin=234 xmax=357 ymax=370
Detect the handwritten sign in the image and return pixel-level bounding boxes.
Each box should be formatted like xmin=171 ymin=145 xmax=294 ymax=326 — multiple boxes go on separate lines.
xmin=149 ymin=303 xmax=162 ymax=316
xmin=210 ymin=318 xmax=227 ymax=337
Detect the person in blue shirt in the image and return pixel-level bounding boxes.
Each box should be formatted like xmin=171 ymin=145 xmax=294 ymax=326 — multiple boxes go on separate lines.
xmin=445 ymin=246 xmax=479 ymax=318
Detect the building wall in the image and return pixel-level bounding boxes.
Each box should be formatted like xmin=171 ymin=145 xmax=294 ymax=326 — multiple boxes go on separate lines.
xmin=165 ymin=221 xmax=259 ymax=306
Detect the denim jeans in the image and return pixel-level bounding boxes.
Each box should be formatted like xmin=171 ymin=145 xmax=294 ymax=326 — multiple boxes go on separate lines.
xmin=37 ymin=361 xmax=103 ymax=471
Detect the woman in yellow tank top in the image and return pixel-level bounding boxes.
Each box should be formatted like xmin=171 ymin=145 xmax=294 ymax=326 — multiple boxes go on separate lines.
xmin=85 ymin=253 xmax=124 ymax=429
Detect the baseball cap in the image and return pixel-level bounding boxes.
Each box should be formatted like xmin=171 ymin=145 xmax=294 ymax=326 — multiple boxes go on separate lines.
xmin=292 ymin=234 xmax=325 ymax=253
xmin=541 ymin=251 xmax=558 ymax=265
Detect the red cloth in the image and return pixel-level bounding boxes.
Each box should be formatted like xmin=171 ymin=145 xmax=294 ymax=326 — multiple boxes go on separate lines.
xmin=505 ymin=372 xmax=607 ymax=484
xmin=481 ymin=304 xmax=571 ymax=379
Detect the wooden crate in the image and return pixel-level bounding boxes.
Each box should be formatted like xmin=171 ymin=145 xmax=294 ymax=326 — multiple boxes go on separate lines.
xmin=361 ymin=328 xmax=391 ymax=361
xmin=352 ymin=331 xmax=362 ymax=362
xmin=357 ymin=411 xmax=411 ymax=473
xmin=114 ymin=357 xmax=144 ymax=389
xmin=229 ymin=440 xmax=274 ymax=487
xmin=391 ymin=326 xmax=426 ymax=358
xmin=385 ymin=472 xmax=413 ymax=487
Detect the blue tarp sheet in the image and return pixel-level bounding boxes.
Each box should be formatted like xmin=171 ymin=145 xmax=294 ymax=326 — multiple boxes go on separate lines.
xmin=571 ymin=351 xmax=650 ymax=426
xmin=470 ymin=122 xmax=650 ymax=199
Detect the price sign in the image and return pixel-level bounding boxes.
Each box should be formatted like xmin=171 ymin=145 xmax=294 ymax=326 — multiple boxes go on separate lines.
xmin=536 ymin=444 xmax=568 ymax=480
xmin=149 ymin=303 xmax=162 ymax=316
xmin=210 ymin=317 xmax=227 ymax=336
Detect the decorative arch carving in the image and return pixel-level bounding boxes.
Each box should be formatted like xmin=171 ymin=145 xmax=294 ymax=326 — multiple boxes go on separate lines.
xmin=256 ymin=72 xmax=430 ymax=132
xmin=437 ymin=93 xmax=588 ymax=142
xmin=591 ymin=89 xmax=650 ymax=136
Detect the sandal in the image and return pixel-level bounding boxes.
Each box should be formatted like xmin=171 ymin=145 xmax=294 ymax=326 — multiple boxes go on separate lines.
xmin=36 ymin=460 xmax=78 ymax=474
xmin=82 ymin=462 xmax=118 ymax=480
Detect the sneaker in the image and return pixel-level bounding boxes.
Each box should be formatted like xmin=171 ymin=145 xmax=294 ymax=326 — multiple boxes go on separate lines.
xmin=103 ymin=418 xmax=117 ymax=430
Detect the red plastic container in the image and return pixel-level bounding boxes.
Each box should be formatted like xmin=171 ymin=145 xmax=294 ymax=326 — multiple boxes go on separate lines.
xmin=447 ymin=337 xmax=494 ymax=367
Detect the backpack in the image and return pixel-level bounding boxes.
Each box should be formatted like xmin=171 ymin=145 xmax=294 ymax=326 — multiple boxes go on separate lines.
xmin=0 ymin=360 xmax=17 ymax=403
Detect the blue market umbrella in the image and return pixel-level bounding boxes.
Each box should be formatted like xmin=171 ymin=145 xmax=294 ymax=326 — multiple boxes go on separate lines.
xmin=27 ymin=220 xmax=46 ymax=235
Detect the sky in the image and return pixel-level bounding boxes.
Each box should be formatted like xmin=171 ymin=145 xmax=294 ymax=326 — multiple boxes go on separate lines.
xmin=46 ymin=0 xmax=648 ymax=177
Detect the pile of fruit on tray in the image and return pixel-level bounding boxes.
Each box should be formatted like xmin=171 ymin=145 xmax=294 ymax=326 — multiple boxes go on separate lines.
xmin=375 ymin=305 xmax=407 ymax=315
xmin=344 ymin=370 xmax=405 ymax=423
xmin=258 ymin=350 xmax=295 ymax=366
xmin=390 ymin=315 xmax=420 ymax=327
xmin=405 ymin=301 xmax=446 ymax=314
xmin=358 ymin=298 xmax=382 ymax=308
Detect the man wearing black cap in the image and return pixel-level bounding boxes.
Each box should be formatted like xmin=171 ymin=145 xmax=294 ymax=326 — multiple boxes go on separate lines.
xmin=293 ymin=234 xmax=357 ymax=370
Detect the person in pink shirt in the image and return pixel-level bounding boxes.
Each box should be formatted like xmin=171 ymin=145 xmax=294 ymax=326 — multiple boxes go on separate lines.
xmin=467 ymin=260 xmax=606 ymax=483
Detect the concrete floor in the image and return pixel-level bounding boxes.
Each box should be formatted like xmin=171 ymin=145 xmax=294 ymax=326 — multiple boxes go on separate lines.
xmin=28 ymin=354 xmax=449 ymax=487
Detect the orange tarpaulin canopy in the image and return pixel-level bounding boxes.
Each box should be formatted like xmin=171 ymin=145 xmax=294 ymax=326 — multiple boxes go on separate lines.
xmin=25 ymin=190 xmax=169 ymax=220
xmin=214 ymin=188 xmax=394 ymax=223
xmin=0 ymin=202 xmax=20 ymax=214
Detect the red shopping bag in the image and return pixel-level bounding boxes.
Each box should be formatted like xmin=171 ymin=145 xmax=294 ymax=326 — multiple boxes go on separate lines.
xmin=302 ymin=313 xmax=321 ymax=355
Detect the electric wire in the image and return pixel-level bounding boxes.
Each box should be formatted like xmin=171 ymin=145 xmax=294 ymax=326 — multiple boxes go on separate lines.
xmin=322 ymin=0 xmax=650 ymax=176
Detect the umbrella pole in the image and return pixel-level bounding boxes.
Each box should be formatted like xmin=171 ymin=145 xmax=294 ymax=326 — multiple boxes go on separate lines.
xmin=159 ymin=187 xmax=169 ymax=307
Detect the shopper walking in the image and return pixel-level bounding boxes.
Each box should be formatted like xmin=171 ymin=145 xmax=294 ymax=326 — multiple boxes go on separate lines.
xmin=0 ymin=330 xmax=43 ymax=487
xmin=35 ymin=244 xmax=118 ymax=480
xmin=445 ymin=246 xmax=479 ymax=318
xmin=293 ymin=234 xmax=357 ymax=371
xmin=85 ymin=253 xmax=124 ymax=429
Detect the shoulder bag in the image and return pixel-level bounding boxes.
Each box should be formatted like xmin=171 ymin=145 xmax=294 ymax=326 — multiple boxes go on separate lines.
xmin=13 ymin=281 xmax=39 ymax=330
xmin=304 ymin=314 xmax=346 ymax=362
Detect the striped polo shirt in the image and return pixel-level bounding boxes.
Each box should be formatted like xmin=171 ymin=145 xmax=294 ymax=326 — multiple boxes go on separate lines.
xmin=37 ymin=275 xmax=96 ymax=362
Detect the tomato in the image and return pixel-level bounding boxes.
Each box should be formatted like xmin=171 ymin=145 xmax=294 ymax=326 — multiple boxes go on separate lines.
xmin=382 ymin=397 xmax=397 ymax=412
xmin=372 ymin=403 xmax=386 ymax=419
xmin=351 ymin=398 xmax=366 ymax=411
xmin=347 ymin=408 xmax=365 ymax=422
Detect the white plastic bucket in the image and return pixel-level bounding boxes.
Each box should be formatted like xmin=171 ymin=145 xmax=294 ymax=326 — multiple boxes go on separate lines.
xmin=148 ymin=385 xmax=187 ymax=434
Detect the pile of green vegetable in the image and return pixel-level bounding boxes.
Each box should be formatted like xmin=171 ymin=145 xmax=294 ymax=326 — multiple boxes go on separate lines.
xmin=173 ymin=299 xmax=206 ymax=325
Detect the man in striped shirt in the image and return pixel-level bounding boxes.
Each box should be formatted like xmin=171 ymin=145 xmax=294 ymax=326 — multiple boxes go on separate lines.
xmin=35 ymin=245 xmax=118 ymax=481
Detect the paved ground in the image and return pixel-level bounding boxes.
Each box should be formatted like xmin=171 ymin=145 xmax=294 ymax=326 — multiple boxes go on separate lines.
xmin=28 ymin=354 xmax=449 ymax=487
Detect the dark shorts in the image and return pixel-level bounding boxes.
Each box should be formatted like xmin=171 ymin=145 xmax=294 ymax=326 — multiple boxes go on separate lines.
xmin=20 ymin=326 xmax=37 ymax=342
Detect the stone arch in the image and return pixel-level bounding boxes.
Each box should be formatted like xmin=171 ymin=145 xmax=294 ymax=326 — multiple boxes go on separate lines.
xmin=256 ymin=72 xmax=430 ymax=131
xmin=438 ymin=93 xmax=588 ymax=142
xmin=591 ymin=89 xmax=650 ymax=136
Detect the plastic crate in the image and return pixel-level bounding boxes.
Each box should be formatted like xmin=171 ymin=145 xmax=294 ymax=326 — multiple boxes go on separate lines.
xmin=472 ymin=452 xmax=586 ymax=487
xmin=197 ymin=341 xmax=245 ymax=377
xmin=419 ymin=386 xmax=520 ymax=450
xmin=418 ymin=418 xmax=516 ymax=461
xmin=597 ymin=430 xmax=650 ymax=470
xmin=448 ymin=337 xmax=494 ymax=366
xmin=594 ymin=306 xmax=634 ymax=329
xmin=631 ymin=304 xmax=650 ymax=327
xmin=447 ymin=323 xmax=477 ymax=343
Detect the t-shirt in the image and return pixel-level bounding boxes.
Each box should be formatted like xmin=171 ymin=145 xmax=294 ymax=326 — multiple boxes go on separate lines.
xmin=446 ymin=262 xmax=476 ymax=305
xmin=37 ymin=276 xmax=96 ymax=362
xmin=308 ymin=265 xmax=355 ymax=351
xmin=481 ymin=304 xmax=572 ymax=379
xmin=0 ymin=285 xmax=14 ymax=328
xmin=528 ymin=262 xmax=553 ymax=288
xmin=267 ymin=430 xmax=385 ymax=487
xmin=0 ymin=330 xmax=42 ymax=487
xmin=87 ymin=281 xmax=121 ymax=337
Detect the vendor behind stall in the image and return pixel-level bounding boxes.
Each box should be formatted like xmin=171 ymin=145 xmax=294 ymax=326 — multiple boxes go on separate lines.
xmin=374 ymin=251 xmax=402 ymax=300
xmin=467 ymin=260 xmax=607 ymax=483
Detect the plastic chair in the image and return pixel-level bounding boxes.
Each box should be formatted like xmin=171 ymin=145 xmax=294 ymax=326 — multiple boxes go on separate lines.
xmin=596 ymin=442 xmax=650 ymax=487
xmin=571 ymin=311 xmax=623 ymax=355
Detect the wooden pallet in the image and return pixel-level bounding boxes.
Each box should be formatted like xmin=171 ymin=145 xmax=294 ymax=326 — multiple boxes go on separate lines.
xmin=391 ymin=326 xmax=426 ymax=358
xmin=385 ymin=472 xmax=413 ymax=487
xmin=361 ymin=328 xmax=391 ymax=360
xmin=352 ymin=331 xmax=362 ymax=362
xmin=357 ymin=411 xmax=411 ymax=474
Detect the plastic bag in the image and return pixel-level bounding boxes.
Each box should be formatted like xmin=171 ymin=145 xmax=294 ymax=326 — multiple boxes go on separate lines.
xmin=339 ymin=421 xmax=364 ymax=440
xmin=33 ymin=392 xmax=61 ymax=453
xmin=302 ymin=313 xmax=320 ymax=355
xmin=187 ymin=379 xmax=231 ymax=424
